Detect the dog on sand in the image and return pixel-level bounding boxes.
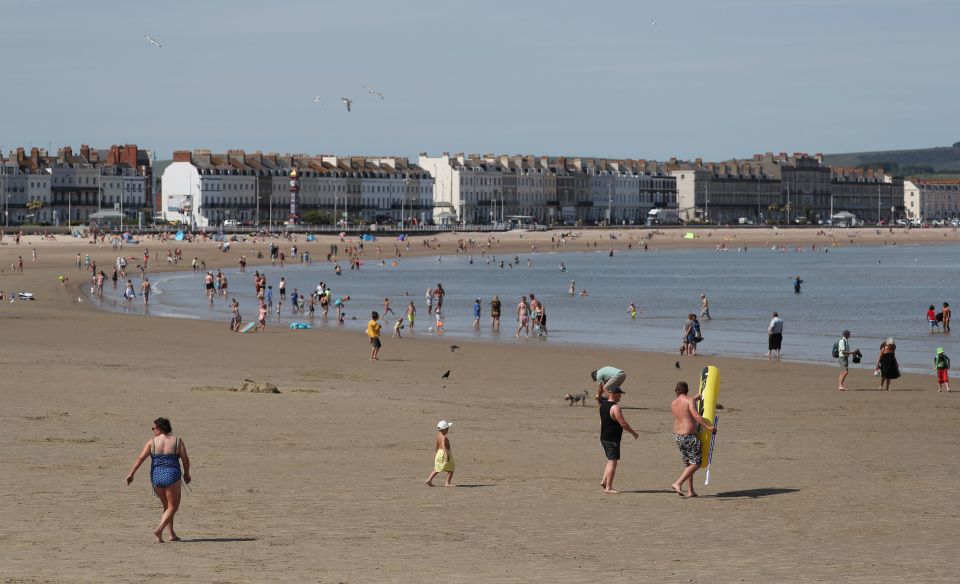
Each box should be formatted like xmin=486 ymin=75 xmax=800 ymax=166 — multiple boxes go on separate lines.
xmin=563 ymin=391 xmax=589 ymax=406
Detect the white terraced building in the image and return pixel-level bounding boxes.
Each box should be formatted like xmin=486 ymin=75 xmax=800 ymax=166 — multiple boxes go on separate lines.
xmin=162 ymin=150 xmax=433 ymax=228
xmin=162 ymin=150 xmax=257 ymax=228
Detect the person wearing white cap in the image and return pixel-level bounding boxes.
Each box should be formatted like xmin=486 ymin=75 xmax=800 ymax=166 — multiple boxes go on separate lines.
xmin=426 ymin=420 xmax=455 ymax=487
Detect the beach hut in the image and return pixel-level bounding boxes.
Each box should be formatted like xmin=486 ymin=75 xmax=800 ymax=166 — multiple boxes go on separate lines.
xmin=89 ymin=210 xmax=125 ymax=228
xmin=831 ymin=211 xmax=857 ymax=227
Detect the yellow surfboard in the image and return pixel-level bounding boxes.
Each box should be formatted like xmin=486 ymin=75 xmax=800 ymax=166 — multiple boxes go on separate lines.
xmin=697 ymin=365 xmax=720 ymax=468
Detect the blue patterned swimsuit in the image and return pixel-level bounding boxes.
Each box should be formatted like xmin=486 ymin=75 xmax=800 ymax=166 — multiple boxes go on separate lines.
xmin=150 ymin=437 xmax=182 ymax=488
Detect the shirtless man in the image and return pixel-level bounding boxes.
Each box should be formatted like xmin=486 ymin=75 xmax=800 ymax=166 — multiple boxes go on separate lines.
xmin=700 ymin=293 xmax=711 ymax=320
xmin=204 ymin=272 xmax=215 ymax=306
xmin=140 ymin=278 xmax=151 ymax=305
xmin=670 ymin=381 xmax=716 ymax=498
xmin=516 ymin=295 xmax=530 ymax=337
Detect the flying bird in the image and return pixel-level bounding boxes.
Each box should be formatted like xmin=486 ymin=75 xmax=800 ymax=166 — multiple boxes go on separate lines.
xmin=449 ymin=345 xmax=461 ymax=353
xmin=340 ymin=97 xmax=353 ymax=112
xmin=650 ymin=18 xmax=657 ymax=26
xmin=363 ymin=85 xmax=385 ymax=99
xmin=144 ymin=35 xmax=163 ymax=48
xmin=313 ymin=97 xmax=323 ymax=105
xmin=441 ymin=370 xmax=451 ymax=379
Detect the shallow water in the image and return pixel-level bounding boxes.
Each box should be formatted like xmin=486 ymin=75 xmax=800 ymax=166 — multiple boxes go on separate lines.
xmin=93 ymin=243 xmax=960 ymax=373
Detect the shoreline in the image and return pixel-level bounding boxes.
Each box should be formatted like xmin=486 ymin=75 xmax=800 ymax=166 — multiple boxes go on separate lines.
xmin=76 ymin=234 xmax=957 ymax=375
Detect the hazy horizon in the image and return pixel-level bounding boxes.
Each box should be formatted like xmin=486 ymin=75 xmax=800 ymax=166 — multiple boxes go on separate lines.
xmin=3 ymin=0 xmax=958 ymax=161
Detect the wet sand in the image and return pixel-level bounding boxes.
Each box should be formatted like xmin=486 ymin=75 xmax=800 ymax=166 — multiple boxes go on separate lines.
xmin=1 ymin=230 xmax=956 ymax=583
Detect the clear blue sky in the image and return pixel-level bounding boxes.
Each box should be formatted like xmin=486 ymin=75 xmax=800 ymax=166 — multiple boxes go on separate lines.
xmin=3 ymin=0 xmax=957 ymax=161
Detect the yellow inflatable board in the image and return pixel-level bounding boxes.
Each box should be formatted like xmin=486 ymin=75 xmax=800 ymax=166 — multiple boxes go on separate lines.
xmin=697 ymin=365 xmax=720 ymax=467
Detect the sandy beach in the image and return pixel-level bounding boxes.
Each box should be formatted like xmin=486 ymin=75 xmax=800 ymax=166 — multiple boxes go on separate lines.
xmin=1 ymin=227 xmax=957 ymax=583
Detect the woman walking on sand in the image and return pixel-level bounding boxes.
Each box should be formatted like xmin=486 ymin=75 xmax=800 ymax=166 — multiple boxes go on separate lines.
xmin=126 ymin=417 xmax=191 ymax=542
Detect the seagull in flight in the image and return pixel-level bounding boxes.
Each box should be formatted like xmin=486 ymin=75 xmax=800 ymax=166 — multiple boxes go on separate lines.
xmin=313 ymin=97 xmax=323 ymax=105
xmin=363 ymin=85 xmax=385 ymax=100
xmin=449 ymin=345 xmax=461 ymax=353
xmin=650 ymin=18 xmax=657 ymax=26
xmin=144 ymin=35 xmax=163 ymax=48
xmin=340 ymin=97 xmax=353 ymax=112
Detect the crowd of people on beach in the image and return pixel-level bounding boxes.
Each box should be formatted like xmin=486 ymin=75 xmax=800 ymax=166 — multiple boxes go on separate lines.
xmin=80 ymin=229 xmax=960 ymax=544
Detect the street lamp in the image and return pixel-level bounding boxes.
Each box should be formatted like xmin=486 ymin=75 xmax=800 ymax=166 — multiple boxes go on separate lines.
xmin=402 ymin=177 xmax=411 ymax=226
xmin=2 ymin=163 xmax=8 ymax=228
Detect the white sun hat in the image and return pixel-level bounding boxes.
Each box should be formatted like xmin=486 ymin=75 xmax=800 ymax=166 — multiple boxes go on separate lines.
xmin=437 ymin=420 xmax=453 ymax=430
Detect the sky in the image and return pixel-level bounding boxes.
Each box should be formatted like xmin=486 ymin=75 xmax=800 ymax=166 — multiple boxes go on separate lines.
xmin=2 ymin=0 xmax=958 ymax=161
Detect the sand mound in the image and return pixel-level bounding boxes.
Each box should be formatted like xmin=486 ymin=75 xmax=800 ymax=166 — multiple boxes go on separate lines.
xmin=238 ymin=378 xmax=280 ymax=394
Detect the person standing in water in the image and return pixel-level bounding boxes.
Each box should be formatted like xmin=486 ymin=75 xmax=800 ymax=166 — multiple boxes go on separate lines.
xmin=700 ymin=293 xmax=711 ymax=320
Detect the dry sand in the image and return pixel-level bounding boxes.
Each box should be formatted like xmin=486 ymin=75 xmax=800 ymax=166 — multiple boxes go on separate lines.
xmin=1 ymin=228 xmax=957 ymax=583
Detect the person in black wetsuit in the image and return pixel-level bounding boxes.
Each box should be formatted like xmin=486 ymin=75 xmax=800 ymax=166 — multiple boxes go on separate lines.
xmin=597 ymin=386 xmax=639 ymax=494
xmin=794 ymin=275 xmax=803 ymax=293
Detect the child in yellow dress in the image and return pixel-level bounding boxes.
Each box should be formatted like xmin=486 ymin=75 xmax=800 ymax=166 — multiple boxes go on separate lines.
xmin=425 ymin=420 xmax=454 ymax=487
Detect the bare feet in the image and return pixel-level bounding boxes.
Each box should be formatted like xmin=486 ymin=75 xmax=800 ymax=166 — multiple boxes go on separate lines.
xmin=444 ymin=484 xmax=456 ymax=487
xmin=425 ymin=481 xmax=434 ymax=487
xmin=603 ymin=488 xmax=620 ymax=494
xmin=838 ymin=387 xmax=846 ymax=391
xmin=169 ymin=535 xmax=181 ymax=542
xmin=687 ymin=491 xmax=699 ymax=498
xmin=671 ymin=483 xmax=683 ymax=497
xmin=153 ymin=528 xmax=164 ymax=543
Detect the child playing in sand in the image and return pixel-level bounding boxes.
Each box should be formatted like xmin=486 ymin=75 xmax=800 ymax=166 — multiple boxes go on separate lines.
xmin=426 ymin=420 xmax=454 ymax=487
xmin=393 ymin=317 xmax=403 ymax=338
xmin=935 ymin=347 xmax=951 ymax=392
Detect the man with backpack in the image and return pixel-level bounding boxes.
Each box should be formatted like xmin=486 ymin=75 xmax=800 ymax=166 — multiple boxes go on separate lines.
xmin=935 ymin=347 xmax=951 ymax=392
xmin=836 ymin=330 xmax=860 ymax=391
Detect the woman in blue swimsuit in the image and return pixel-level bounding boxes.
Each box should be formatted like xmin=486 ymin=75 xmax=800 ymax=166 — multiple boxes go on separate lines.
xmin=126 ymin=417 xmax=191 ymax=542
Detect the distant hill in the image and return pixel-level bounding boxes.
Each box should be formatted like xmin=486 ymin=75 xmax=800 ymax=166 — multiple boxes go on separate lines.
xmin=824 ymin=143 xmax=960 ymax=175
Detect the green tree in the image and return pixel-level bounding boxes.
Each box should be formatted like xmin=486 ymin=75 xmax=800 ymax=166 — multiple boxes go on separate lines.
xmin=767 ymin=204 xmax=781 ymax=224
xmin=301 ymin=210 xmax=332 ymax=225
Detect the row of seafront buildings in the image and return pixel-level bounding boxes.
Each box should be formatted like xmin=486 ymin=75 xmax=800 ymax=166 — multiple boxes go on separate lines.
xmin=3 ymin=143 xmax=960 ymax=227
xmin=0 ymin=145 xmax=150 ymax=226
xmin=160 ymin=150 xmax=677 ymax=228
xmin=160 ymin=150 xmax=434 ymax=228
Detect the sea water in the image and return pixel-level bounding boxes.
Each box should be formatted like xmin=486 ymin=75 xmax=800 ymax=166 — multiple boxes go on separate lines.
xmin=93 ymin=243 xmax=960 ymax=373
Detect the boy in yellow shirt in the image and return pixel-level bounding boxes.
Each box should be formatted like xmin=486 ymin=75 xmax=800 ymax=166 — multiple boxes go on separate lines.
xmin=367 ymin=311 xmax=382 ymax=361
